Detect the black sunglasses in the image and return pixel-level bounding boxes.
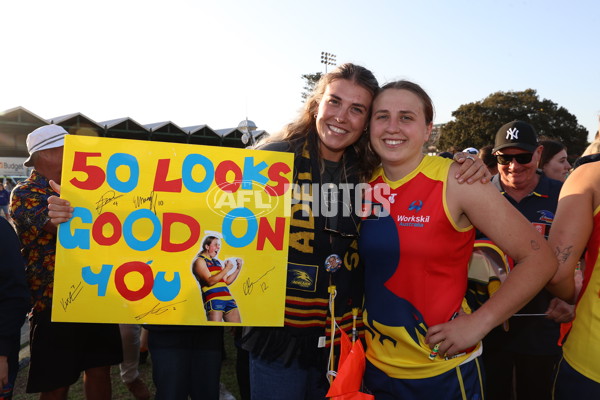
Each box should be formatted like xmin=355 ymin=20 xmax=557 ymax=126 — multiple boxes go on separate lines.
xmin=495 ymin=153 xmax=534 ymax=165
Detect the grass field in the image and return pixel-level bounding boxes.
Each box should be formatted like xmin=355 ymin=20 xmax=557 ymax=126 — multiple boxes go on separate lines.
xmin=12 ymin=330 xmax=242 ymax=400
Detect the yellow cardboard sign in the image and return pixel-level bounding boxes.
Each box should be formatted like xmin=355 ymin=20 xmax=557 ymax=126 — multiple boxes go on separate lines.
xmin=53 ymin=135 xmax=293 ymax=326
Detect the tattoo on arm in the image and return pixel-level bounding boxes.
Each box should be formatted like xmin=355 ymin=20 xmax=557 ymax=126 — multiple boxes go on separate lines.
xmin=531 ymin=240 xmax=540 ymax=250
xmin=554 ymin=245 xmax=573 ymax=265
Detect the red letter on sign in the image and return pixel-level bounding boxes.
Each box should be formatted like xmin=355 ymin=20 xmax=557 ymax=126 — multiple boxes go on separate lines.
xmin=265 ymin=162 xmax=291 ymax=196
xmin=257 ymin=217 xmax=286 ymax=250
xmin=70 ymin=152 xmax=105 ymax=190
xmin=161 ymin=213 xmax=200 ymax=252
xmin=153 ymin=159 xmax=182 ymax=192
xmin=92 ymin=212 xmax=122 ymax=246
xmin=114 ymin=261 xmax=154 ymax=301
xmin=214 ymin=161 xmax=242 ymax=193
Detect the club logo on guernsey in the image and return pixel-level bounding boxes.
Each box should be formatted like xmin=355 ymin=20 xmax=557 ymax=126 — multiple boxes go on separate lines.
xmin=396 ymin=200 xmax=430 ymax=227
xmin=538 ymin=210 xmax=554 ymax=223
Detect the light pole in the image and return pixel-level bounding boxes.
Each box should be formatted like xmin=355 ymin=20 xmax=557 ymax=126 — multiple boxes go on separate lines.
xmin=321 ymin=51 xmax=336 ymax=73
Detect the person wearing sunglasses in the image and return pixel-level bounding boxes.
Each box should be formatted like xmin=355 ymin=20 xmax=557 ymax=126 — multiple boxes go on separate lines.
xmin=482 ymin=120 xmax=574 ymax=400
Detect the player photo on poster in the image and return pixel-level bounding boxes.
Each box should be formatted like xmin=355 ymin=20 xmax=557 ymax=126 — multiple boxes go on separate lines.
xmin=52 ymin=135 xmax=293 ymax=326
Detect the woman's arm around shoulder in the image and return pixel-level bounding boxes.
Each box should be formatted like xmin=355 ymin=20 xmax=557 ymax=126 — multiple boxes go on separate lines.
xmin=451 ymin=152 xmax=491 ymax=184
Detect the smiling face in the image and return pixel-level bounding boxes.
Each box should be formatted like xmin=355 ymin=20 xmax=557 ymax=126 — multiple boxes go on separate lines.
xmin=496 ymin=146 xmax=543 ymax=190
xmin=542 ymin=149 xmax=571 ymax=182
xmin=369 ymin=88 xmax=432 ymax=180
xmin=315 ymin=79 xmax=373 ymax=162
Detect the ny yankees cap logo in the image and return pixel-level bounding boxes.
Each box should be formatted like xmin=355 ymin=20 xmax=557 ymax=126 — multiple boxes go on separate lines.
xmin=505 ymin=127 xmax=519 ymax=140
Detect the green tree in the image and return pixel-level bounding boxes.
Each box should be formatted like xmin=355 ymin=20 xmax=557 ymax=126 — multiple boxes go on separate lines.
xmin=437 ymin=89 xmax=589 ymax=158
xmin=301 ymin=72 xmax=322 ymax=102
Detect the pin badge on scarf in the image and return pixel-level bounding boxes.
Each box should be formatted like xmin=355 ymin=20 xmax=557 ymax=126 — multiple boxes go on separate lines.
xmin=325 ymin=254 xmax=342 ymax=273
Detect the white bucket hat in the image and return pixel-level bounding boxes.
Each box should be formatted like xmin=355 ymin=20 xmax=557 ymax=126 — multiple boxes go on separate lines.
xmin=24 ymin=124 xmax=68 ymax=167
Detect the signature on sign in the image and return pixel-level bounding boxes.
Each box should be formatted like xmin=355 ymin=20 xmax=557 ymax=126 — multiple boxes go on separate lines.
xmin=243 ymin=266 xmax=275 ymax=295
xmin=134 ymin=300 xmax=188 ymax=320
xmin=60 ymin=281 xmax=84 ymax=311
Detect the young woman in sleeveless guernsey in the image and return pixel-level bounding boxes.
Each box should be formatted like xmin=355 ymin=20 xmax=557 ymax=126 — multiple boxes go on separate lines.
xmin=359 ymin=80 xmax=557 ymax=400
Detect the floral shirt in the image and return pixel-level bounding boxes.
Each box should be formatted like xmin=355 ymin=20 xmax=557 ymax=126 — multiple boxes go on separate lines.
xmin=10 ymin=170 xmax=58 ymax=312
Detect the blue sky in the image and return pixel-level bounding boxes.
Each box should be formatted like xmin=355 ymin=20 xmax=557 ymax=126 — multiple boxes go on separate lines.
xmin=2 ymin=0 xmax=599 ymax=145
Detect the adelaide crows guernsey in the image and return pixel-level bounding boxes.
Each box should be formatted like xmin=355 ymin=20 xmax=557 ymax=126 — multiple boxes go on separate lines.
xmin=359 ymin=156 xmax=478 ymax=379
xmin=563 ymin=206 xmax=600 ymax=383
xmin=198 ymin=255 xmax=234 ymax=303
